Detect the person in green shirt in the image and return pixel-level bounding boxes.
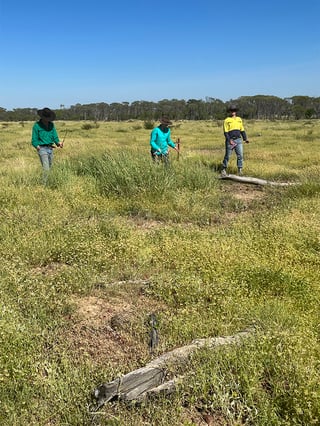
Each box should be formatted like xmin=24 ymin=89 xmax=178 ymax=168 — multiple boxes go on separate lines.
xmin=150 ymin=116 xmax=179 ymax=164
xmin=31 ymin=107 xmax=63 ymax=182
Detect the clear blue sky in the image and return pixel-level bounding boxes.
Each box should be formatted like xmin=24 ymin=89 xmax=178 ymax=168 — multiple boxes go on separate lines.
xmin=1 ymin=0 xmax=319 ymax=110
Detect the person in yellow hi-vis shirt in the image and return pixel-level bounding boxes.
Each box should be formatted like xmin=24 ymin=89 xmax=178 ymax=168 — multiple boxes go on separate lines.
xmin=221 ymin=105 xmax=250 ymax=176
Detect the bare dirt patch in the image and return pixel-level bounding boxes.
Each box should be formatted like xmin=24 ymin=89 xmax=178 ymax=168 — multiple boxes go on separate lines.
xmin=181 ymin=408 xmax=230 ymax=426
xmin=31 ymin=262 xmax=72 ymax=276
xmin=128 ymin=218 xmax=166 ymax=230
xmin=222 ymin=181 xmax=265 ymax=203
xmin=63 ymin=286 xmax=165 ymax=367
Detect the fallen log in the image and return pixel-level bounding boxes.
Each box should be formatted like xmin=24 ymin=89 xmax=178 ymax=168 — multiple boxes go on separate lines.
xmin=220 ymin=174 xmax=297 ymax=186
xmin=92 ymin=328 xmax=253 ymax=409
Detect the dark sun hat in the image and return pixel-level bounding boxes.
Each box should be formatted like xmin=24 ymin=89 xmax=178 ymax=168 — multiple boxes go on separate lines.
xmin=37 ymin=107 xmax=56 ymax=121
xmin=160 ymin=116 xmax=172 ymax=126
xmin=227 ymin=104 xmax=238 ymax=112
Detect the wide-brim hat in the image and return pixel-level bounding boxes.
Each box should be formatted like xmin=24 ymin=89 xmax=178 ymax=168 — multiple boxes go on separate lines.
xmin=37 ymin=107 xmax=56 ymax=121
xmin=160 ymin=116 xmax=172 ymax=126
xmin=227 ymin=104 xmax=238 ymax=112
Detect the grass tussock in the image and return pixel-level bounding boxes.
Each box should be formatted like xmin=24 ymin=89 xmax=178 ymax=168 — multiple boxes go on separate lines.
xmin=0 ymin=119 xmax=320 ymax=425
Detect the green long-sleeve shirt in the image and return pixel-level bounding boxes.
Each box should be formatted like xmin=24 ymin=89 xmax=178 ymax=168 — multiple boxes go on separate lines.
xmin=150 ymin=126 xmax=176 ymax=155
xmin=31 ymin=120 xmax=60 ymax=148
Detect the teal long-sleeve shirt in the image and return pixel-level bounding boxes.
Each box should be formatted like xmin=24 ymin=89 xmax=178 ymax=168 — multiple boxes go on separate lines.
xmin=150 ymin=126 xmax=176 ymax=155
xmin=31 ymin=120 xmax=60 ymax=148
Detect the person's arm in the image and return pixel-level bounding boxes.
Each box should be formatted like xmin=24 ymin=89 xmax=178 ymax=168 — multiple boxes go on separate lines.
xmin=223 ymin=118 xmax=231 ymax=143
xmin=31 ymin=123 xmax=40 ymax=149
xmin=150 ymin=128 xmax=161 ymax=152
xmin=167 ymin=130 xmax=176 ymax=149
xmin=52 ymin=126 xmax=62 ymax=147
xmin=241 ymin=130 xmax=249 ymax=142
xmin=239 ymin=118 xmax=249 ymax=142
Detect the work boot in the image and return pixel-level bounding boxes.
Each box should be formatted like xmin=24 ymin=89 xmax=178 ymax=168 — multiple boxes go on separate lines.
xmin=221 ymin=168 xmax=227 ymax=177
xmin=238 ymin=168 xmax=243 ymax=176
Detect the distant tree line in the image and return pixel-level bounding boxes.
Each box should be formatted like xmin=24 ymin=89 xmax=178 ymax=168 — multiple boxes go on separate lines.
xmin=1 ymin=95 xmax=320 ymax=122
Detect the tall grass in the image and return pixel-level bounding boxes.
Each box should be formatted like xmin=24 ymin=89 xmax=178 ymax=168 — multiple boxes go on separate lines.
xmin=76 ymin=151 xmax=217 ymax=196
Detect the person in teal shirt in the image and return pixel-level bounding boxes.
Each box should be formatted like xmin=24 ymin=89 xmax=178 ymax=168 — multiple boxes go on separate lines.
xmin=150 ymin=116 xmax=178 ymax=163
xmin=31 ymin=107 xmax=63 ymax=182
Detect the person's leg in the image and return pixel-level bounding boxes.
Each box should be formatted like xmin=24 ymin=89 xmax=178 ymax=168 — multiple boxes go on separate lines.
xmin=234 ymin=139 xmax=243 ymax=173
xmin=162 ymin=153 xmax=169 ymax=167
xmin=222 ymin=140 xmax=232 ymax=174
xmin=38 ymin=147 xmax=50 ymax=170
xmin=48 ymin=148 xmax=53 ymax=168
xmin=151 ymin=150 xmax=160 ymax=163
xmin=38 ymin=147 xmax=53 ymax=184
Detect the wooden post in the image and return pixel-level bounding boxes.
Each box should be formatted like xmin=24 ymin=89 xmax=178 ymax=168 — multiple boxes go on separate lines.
xmin=177 ymin=138 xmax=180 ymax=160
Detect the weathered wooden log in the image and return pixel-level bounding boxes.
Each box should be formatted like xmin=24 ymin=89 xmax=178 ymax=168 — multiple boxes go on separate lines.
xmin=93 ymin=367 xmax=165 ymax=408
xmin=136 ymin=376 xmax=183 ymax=401
xmin=93 ymin=328 xmax=253 ymax=408
xmin=220 ymin=174 xmax=297 ymax=186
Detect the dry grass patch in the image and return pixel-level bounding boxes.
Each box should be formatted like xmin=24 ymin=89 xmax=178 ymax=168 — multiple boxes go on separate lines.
xmin=31 ymin=262 xmax=72 ymax=276
xmin=128 ymin=218 xmax=168 ymax=230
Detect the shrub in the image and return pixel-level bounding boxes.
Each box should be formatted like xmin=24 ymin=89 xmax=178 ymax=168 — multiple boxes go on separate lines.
xmin=144 ymin=120 xmax=155 ymax=130
xmin=81 ymin=123 xmax=94 ymax=130
xmin=81 ymin=121 xmax=99 ymax=130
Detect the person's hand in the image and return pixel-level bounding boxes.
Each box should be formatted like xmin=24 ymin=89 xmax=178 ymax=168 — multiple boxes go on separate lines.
xmin=57 ymin=142 xmax=63 ymax=148
xmin=36 ymin=146 xmax=40 ymax=151
xmin=229 ymin=139 xmax=236 ymax=149
xmin=245 ymin=140 xmax=250 ymax=144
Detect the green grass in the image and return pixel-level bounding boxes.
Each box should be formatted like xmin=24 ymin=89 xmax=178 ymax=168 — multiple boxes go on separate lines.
xmin=0 ymin=119 xmax=320 ymax=425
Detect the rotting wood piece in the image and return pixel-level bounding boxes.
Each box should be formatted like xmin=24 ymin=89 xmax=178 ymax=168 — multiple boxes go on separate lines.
xmin=220 ymin=174 xmax=297 ymax=186
xmin=93 ymin=328 xmax=253 ymax=409
xmin=93 ymin=367 xmax=165 ymax=408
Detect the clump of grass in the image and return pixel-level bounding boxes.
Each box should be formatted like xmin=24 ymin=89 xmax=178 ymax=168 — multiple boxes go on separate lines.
xmin=144 ymin=120 xmax=155 ymax=129
xmin=183 ymin=330 xmax=320 ymax=425
xmin=81 ymin=122 xmax=99 ymax=130
xmin=237 ymin=267 xmax=314 ymax=305
xmin=74 ymin=151 xmax=222 ymax=223
xmin=131 ymin=124 xmax=142 ymax=130
xmin=76 ymin=151 xmax=217 ymax=197
xmin=43 ymin=160 xmax=75 ymax=189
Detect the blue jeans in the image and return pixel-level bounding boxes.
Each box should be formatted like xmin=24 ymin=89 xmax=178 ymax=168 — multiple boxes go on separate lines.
xmin=222 ymin=138 xmax=243 ymax=169
xmin=38 ymin=146 xmax=54 ymax=183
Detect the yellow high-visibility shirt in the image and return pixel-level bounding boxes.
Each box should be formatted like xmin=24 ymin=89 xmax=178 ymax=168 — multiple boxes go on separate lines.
xmin=223 ymin=116 xmax=244 ymax=132
xmin=223 ymin=116 xmax=247 ymax=142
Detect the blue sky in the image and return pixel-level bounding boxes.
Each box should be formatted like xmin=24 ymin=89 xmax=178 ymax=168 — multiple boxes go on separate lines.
xmin=1 ymin=0 xmax=319 ymax=110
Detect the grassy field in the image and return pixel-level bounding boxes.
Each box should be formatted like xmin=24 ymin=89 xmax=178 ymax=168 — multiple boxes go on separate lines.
xmin=1 ymin=119 xmax=320 ymax=425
